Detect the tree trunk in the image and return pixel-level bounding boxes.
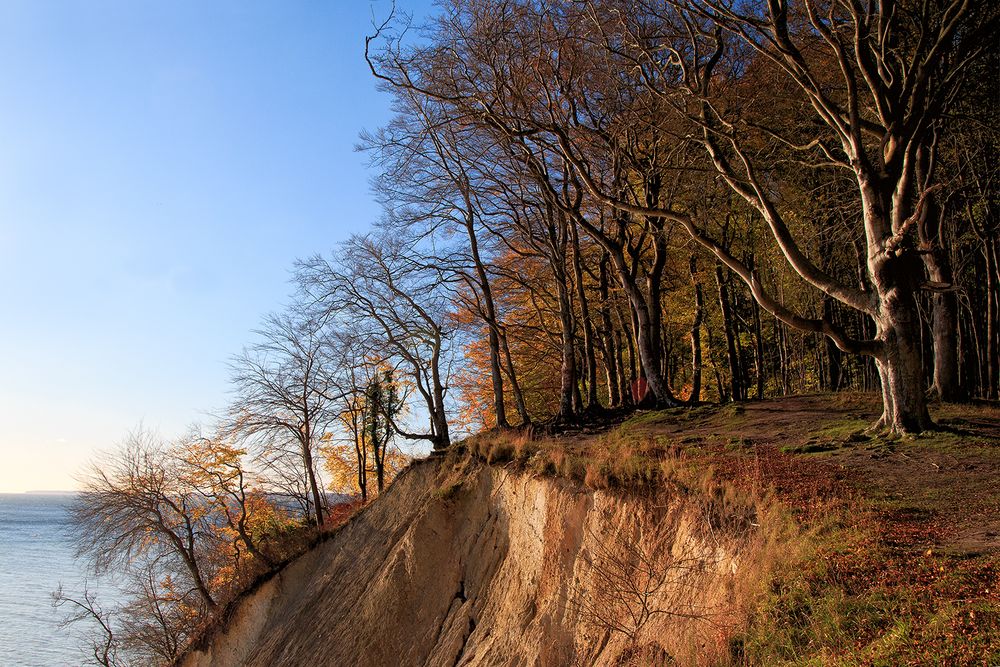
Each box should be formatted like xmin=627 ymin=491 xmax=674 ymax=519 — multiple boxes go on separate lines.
xmin=715 ymin=263 xmax=743 ymax=401
xmin=572 ymin=209 xmax=677 ymax=406
xmin=499 ymin=328 xmax=532 ymax=425
xmin=918 ymin=195 xmax=963 ymax=401
xmin=374 ymin=440 xmax=386 ymax=494
xmin=598 ymin=254 xmax=622 ymax=407
xmin=823 ymin=297 xmax=843 ymax=391
xmin=689 ymin=257 xmax=703 ymax=403
xmin=868 ymin=248 xmax=933 ymax=432
xmin=300 ymin=435 xmax=325 ymax=526
xmin=614 ymin=302 xmax=636 ymax=406
xmin=985 ymin=238 xmax=999 ymax=399
xmin=751 ymin=296 xmax=765 ymax=399
xmin=430 ymin=339 xmax=451 ymax=450
xmin=570 ymin=223 xmax=600 ymax=411
xmin=556 ymin=272 xmax=577 ymax=420
xmin=706 ymin=324 xmax=728 ymax=402
xmin=461 ymin=202 xmax=509 ymax=427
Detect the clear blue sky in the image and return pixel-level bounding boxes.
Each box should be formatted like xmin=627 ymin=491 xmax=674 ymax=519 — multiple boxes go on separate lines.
xmin=0 ymin=0 xmax=434 ymax=492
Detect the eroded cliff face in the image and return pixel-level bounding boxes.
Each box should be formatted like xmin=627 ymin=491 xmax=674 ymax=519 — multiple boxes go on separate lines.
xmin=180 ymin=459 xmax=778 ymax=667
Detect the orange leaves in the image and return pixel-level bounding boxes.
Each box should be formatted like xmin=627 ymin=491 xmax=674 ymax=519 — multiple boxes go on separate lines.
xmin=321 ymin=442 xmax=362 ymax=495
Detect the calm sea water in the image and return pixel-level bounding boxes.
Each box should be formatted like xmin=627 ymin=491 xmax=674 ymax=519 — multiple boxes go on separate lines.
xmin=0 ymin=494 xmax=98 ymax=666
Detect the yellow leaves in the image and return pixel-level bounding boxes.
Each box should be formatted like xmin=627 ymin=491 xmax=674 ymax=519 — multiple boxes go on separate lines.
xmin=321 ymin=442 xmax=362 ymax=495
xmin=243 ymin=490 xmax=294 ymax=537
xmin=319 ymin=440 xmax=412 ymax=496
xmin=176 ymin=436 xmax=248 ymax=490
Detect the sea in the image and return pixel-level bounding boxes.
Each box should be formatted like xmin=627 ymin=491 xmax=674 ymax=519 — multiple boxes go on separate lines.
xmin=0 ymin=493 xmax=103 ymax=666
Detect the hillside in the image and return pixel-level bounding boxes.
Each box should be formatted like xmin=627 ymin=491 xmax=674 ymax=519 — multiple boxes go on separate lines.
xmin=178 ymin=394 xmax=1000 ymax=666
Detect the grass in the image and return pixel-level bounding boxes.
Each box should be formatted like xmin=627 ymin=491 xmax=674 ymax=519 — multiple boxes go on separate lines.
xmin=459 ymin=426 xmax=706 ymax=494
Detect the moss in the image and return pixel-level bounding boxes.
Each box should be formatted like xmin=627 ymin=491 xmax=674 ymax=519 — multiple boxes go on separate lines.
xmin=433 ymin=480 xmax=465 ymax=503
xmin=781 ymin=441 xmax=840 ymax=454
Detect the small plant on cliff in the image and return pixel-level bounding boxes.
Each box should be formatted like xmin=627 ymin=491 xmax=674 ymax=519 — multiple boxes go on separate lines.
xmin=575 ymin=505 xmax=723 ymax=655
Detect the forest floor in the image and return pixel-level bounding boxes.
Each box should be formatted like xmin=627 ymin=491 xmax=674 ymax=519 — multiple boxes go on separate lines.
xmin=611 ymin=392 xmax=1000 ymax=555
xmin=466 ymin=392 xmax=1000 ymax=664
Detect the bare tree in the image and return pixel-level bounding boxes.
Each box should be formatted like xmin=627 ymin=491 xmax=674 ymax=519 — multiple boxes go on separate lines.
xmin=72 ymin=429 xmax=219 ymax=611
xmin=227 ymin=310 xmax=341 ymax=526
xmin=297 ymin=233 xmax=457 ymax=450
xmin=52 ymin=583 xmax=123 ymax=667
xmin=577 ymin=520 xmax=719 ymax=648
xmin=361 ymin=88 xmax=531 ymax=427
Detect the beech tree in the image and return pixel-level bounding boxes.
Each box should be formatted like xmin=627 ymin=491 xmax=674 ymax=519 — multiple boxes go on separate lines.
xmin=361 ymin=89 xmax=532 ymax=427
xmin=365 ymin=0 xmax=997 ymax=429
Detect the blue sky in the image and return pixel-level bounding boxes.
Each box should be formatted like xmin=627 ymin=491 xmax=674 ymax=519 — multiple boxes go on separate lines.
xmin=0 ymin=1 xmax=434 ymax=492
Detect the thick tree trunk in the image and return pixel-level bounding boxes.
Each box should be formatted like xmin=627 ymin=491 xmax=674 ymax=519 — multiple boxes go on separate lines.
xmin=867 ymin=242 xmax=933 ymax=432
xmin=873 ymin=321 xmax=932 ymax=433
xmin=856 ymin=166 xmax=934 ymax=433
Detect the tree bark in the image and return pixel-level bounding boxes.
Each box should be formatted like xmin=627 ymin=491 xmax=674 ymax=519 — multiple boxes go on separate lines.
xmin=715 ymin=263 xmax=743 ymax=402
xmin=499 ymin=328 xmax=532 ymax=425
xmin=823 ymin=297 xmax=843 ymax=391
xmin=689 ymin=256 xmax=704 ymax=403
xmin=597 ymin=253 xmax=622 ymax=407
xmin=866 ymin=224 xmax=933 ymax=431
xmin=570 ymin=222 xmax=600 ymax=411
xmin=461 ymin=201 xmax=510 ymax=427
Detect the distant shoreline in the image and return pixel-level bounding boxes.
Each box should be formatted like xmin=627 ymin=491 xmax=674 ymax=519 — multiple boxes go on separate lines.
xmin=2 ymin=491 xmax=78 ymax=496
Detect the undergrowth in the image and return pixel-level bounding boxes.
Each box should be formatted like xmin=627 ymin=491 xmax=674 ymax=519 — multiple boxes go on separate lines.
xmin=733 ymin=523 xmax=1000 ymax=666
